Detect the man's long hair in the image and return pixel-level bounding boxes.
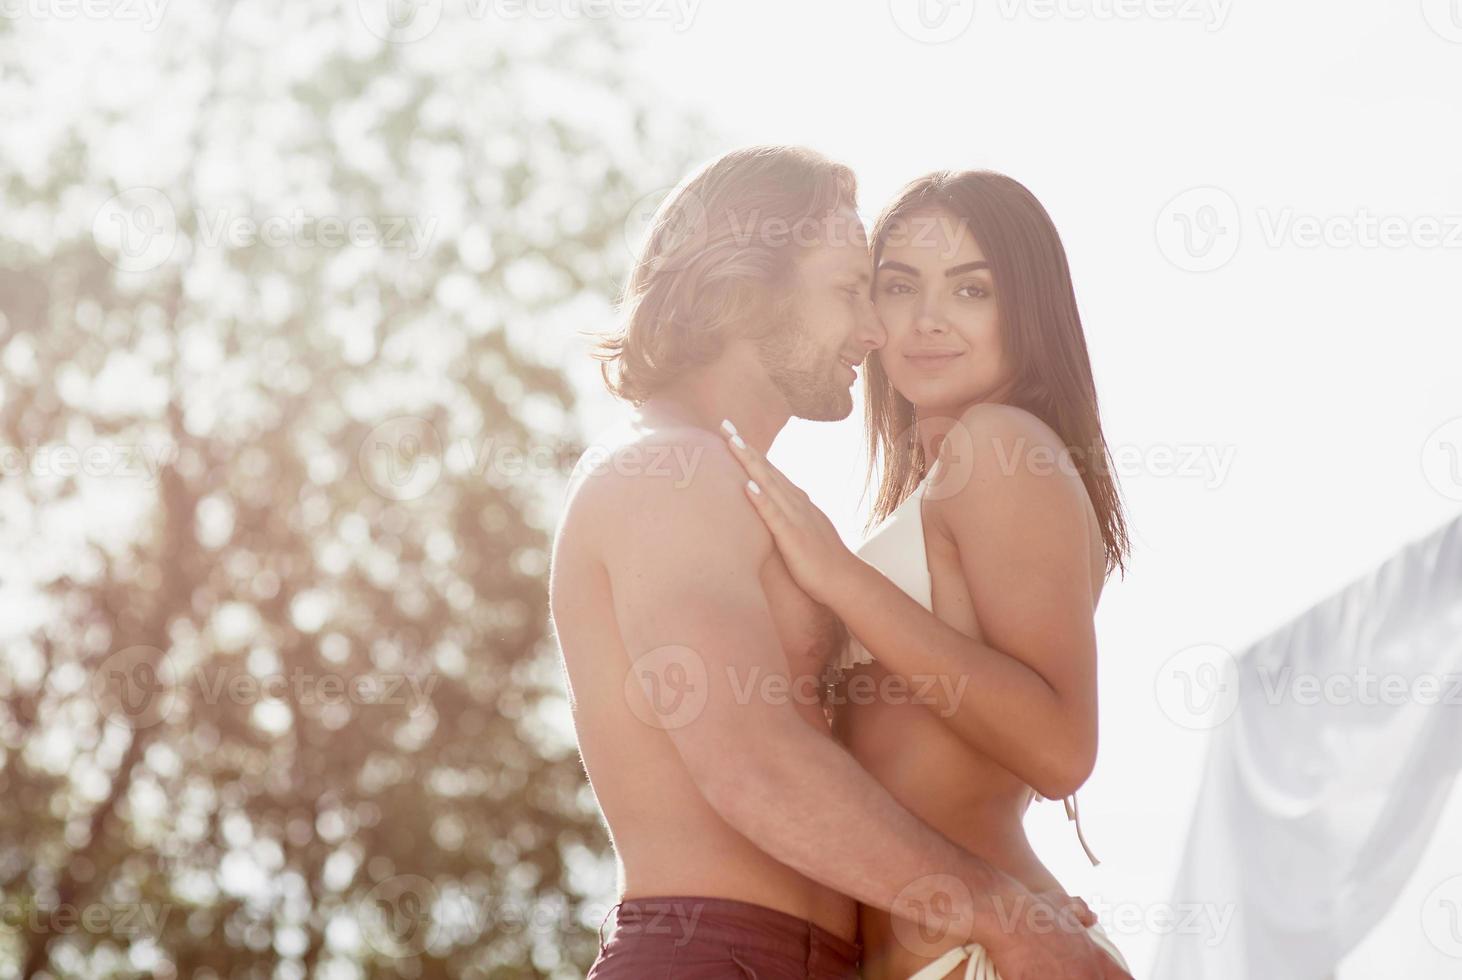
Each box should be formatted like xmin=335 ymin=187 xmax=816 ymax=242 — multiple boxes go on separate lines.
xmin=596 ymin=146 xmax=857 ymax=405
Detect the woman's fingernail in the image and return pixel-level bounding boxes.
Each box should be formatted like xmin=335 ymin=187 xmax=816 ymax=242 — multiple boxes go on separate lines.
xmin=720 ymin=418 xmax=739 ymax=438
xmin=730 ymin=433 xmax=746 ymax=450
xmin=747 ymin=480 xmax=761 ymax=495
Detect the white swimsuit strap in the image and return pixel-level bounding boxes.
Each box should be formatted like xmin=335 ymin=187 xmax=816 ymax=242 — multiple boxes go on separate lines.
xmin=903 ymin=923 xmax=1131 ymax=980
xmin=1064 ymin=793 xmax=1101 ymax=866
xmin=905 ymin=941 xmax=997 ymax=980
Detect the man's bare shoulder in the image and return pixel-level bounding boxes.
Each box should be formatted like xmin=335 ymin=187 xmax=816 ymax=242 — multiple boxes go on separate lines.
xmin=560 ymin=423 xmax=773 ymax=564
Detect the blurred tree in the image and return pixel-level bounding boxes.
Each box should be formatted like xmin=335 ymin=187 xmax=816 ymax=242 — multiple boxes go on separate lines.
xmin=0 ymin=2 xmax=706 ymax=977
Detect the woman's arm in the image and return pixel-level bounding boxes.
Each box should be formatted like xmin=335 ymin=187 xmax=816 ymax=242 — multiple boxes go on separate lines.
xmin=721 ymin=405 xmax=1100 ymax=800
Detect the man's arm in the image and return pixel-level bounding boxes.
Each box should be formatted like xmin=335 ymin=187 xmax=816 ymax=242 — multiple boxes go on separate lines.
xmin=603 ymin=432 xmax=1120 ymax=976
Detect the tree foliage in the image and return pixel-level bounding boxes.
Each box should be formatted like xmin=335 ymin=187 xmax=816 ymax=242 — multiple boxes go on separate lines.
xmin=0 ymin=4 xmax=705 ymax=976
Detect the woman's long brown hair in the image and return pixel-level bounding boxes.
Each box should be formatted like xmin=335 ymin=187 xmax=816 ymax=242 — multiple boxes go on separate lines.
xmin=864 ymin=170 xmax=1131 ymax=579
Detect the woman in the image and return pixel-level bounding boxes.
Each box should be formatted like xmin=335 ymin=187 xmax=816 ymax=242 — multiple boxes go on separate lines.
xmin=721 ymin=170 xmax=1133 ymax=978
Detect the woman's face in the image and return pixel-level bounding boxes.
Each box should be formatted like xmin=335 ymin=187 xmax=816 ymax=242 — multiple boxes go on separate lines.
xmin=873 ymin=208 xmax=1010 ymax=415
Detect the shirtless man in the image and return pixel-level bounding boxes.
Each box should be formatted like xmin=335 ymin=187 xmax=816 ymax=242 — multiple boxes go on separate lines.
xmin=549 ymin=146 xmax=1132 ymax=980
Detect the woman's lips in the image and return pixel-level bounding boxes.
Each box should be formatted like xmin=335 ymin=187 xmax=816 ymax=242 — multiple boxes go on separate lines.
xmin=904 ymin=351 xmax=965 ymax=368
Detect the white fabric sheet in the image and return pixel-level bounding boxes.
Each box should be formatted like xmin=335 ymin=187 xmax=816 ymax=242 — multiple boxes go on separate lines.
xmin=1152 ymin=513 xmax=1462 ymax=979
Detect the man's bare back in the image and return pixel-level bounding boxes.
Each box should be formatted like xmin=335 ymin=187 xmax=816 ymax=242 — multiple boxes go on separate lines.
xmin=550 ymin=417 xmax=857 ymax=940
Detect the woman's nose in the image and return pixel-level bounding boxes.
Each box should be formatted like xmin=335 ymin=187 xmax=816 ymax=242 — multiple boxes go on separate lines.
xmin=915 ymin=306 xmax=946 ymax=334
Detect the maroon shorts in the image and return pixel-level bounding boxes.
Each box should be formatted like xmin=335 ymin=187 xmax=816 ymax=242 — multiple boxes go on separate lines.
xmin=589 ymin=895 xmax=861 ymax=979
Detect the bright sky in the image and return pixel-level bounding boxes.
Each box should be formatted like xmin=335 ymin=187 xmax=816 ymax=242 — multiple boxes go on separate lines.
xmin=573 ymin=2 xmax=1462 ymax=974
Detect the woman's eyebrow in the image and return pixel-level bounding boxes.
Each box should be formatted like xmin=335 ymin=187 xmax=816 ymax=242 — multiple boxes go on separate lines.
xmin=944 ymin=261 xmax=991 ymax=277
xmin=876 ymin=259 xmax=991 ymax=277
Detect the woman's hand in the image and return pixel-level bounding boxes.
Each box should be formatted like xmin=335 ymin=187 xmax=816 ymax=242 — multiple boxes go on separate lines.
xmin=720 ymin=419 xmax=861 ymax=608
xmin=1037 ymin=889 xmax=1098 ymax=929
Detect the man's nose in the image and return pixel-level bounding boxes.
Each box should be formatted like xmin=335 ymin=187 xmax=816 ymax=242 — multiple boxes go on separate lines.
xmin=857 ymin=299 xmax=887 ymax=351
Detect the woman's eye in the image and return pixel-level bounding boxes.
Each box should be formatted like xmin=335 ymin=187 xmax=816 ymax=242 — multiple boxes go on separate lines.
xmin=882 ymin=282 xmax=913 ymax=295
xmin=956 ymin=284 xmax=988 ymax=299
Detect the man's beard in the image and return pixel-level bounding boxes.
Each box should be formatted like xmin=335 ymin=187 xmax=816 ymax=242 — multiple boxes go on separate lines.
xmin=754 ymin=306 xmax=852 ymax=422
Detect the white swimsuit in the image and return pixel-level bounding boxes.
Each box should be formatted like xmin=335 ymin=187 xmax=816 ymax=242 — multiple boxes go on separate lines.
xmin=906 ymin=921 xmax=1132 ymax=980
xmin=829 ymin=473 xmax=1129 ymax=979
